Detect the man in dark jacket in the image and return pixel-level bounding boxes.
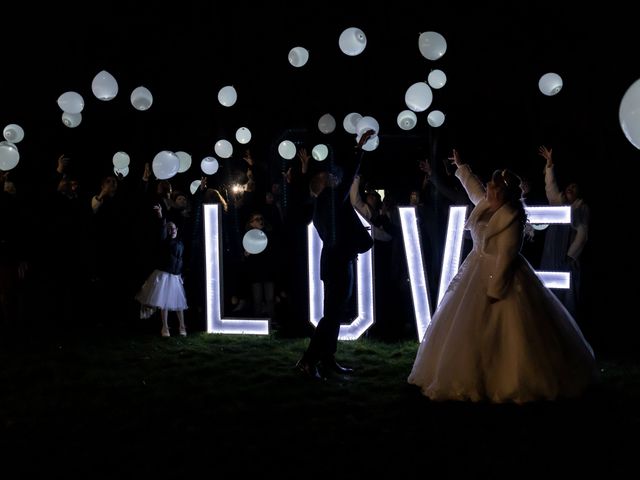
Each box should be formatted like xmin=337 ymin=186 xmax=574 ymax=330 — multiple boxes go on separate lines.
xmin=296 ymin=131 xmax=375 ymax=380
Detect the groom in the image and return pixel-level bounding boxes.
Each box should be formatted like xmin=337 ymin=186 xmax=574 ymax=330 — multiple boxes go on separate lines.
xmin=296 ymin=130 xmax=375 ymax=380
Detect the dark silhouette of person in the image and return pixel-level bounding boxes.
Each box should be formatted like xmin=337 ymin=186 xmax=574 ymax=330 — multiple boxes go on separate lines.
xmin=537 ymin=146 xmax=589 ymax=320
xmin=296 ymin=130 xmax=375 ymax=380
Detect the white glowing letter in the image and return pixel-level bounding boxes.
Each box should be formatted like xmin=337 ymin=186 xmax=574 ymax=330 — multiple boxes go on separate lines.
xmin=398 ymin=207 xmax=433 ymax=340
xmin=525 ymin=206 xmax=571 ymax=224
xmin=307 ymin=210 xmax=374 ymax=340
xmin=437 ymin=206 xmax=469 ymax=306
xmin=203 ymin=204 xmax=269 ymax=335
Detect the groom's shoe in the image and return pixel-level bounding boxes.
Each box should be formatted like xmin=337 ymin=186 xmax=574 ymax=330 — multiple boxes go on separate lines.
xmin=321 ymin=356 xmax=354 ymax=375
xmin=296 ymin=358 xmax=326 ymax=381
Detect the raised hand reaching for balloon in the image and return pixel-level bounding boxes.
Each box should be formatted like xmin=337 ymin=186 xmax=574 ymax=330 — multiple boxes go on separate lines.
xmin=357 ymin=129 xmax=376 ymax=149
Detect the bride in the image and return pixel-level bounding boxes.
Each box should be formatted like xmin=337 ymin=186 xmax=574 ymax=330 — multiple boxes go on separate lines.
xmin=407 ymin=149 xmax=596 ymax=403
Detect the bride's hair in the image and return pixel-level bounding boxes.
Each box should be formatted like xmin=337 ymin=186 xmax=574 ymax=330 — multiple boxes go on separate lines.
xmin=492 ymin=169 xmax=527 ymax=227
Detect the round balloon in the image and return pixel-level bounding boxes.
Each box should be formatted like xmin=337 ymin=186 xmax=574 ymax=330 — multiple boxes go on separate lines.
xmin=318 ymin=113 xmax=336 ymax=134
xmin=218 ymin=86 xmax=237 ymax=107
xmin=112 ymin=151 xmax=130 ymax=169
xmin=175 ymin=151 xmax=192 ymax=173
xmin=3 ymin=124 xmax=24 ymax=143
xmin=114 ymin=165 xmax=129 ymax=177
xmin=339 ymin=27 xmax=367 ymax=56
xmin=131 ymin=86 xmax=153 ymax=110
xmin=214 ymin=139 xmax=233 ymax=158
xmin=362 ymin=136 xmax=379 ymax=152
xmin=620 ymin=78 xmax=640 ymax=150
xmin=427 ymin=110 xmax=445 ymax=127
xmin=418 ymin=31 xmax=447 ymax=60
xmin=62 ymin=112 xmax=82 ymax=128
xmin=312 ymin=144 xmax=329 ymax=161
xmin=356 ymin=133 xmax=379 ymax=152
xmin=538 ymin=73 xmax=563 ymax=96
xmin=151 ymin=151 xmax=180 ymax=180
xmin=57 ymin=91 xmax=85 ymax=114
xmin=278 ymin=140 xmax=296 ymax=160
xmin=343 ymin=112 xmax=362 ymax=134
xmin=397 ymin=110 xmax=417 ymax=131
xmin=288 ymin=46 xmax=309 ymax=67
xmin=200 ymin=157 xmax=219 ymax=175
xmin=91 ymin=70 xmax=118 ymax=101
xmin=190 ymin=180 xmax=202 ymax=195
xmin=243 ymin=228 xmax=268 ymax=254
xmin=427 ymin=69 xmax=447 ymax=89
xmin=355 ymin=116 xmax=379 ymax=137
xmin=405 ymin=82 xmax=433 ymax=112
xmin=0 ymin=141 xmax=19 ymax=171
xmin=235 ymin=127 xmax=252 ymax=144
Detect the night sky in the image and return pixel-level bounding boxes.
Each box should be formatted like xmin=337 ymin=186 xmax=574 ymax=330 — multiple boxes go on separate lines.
xmin=2 ymin=2 xmax=638 ymax=339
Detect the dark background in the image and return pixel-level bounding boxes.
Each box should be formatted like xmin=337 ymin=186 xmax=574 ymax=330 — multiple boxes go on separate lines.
xmin=2 ymin=2 xmax=638 ymax=350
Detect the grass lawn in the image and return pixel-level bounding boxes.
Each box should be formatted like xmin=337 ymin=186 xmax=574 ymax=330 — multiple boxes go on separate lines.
xmin=1 ymin=326 xmax=639 ymax=477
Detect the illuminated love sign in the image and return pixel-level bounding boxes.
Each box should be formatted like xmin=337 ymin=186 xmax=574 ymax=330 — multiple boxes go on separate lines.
xmin=204 ymin=204 xmax=571 ymax=340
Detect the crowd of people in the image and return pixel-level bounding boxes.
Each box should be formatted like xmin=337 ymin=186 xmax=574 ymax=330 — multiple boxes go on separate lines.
xmin=0 ymin=137 xmax=596 ymax=402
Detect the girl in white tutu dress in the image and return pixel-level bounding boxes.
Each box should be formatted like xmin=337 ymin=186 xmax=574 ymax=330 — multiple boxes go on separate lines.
xmin=408 ymin=149 xmax=596 ymax=403
xmin=136 ymin=220 xmax=188 ymax=337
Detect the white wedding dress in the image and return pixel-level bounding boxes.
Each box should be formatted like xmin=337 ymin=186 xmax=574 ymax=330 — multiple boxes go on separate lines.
xmin=408 ymin=165 xmax=596 ymax=403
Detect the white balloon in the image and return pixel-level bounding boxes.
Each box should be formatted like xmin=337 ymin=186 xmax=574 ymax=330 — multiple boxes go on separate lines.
xmin=418 ymin=31 xmax=447 ymax=61
xmin=356 ymin=133 xmax=379 ymax=152
xmin=91 ymin=70 xmax=118 ymax=101
xmin=3 ymin=124 xmax=24 ymax=143
xmin=362 ymin=136 xmax=379 ymax=152
xmin=152 ymin=151 xmax=180 ymax=180
xmin=0 ymin=141 xmax=19 ymax=171
xmin=200 ymin=157 xmax=219 ymax=175
xmin=62 ymin=112 xmax=82 ymax=128
xmin=427 ymin=110 xmax=445 ymax=128
xmin=114 ymin=165 xmax=129 ymax=177
xmin=405 ymin=82 xmax=433 ymax=112
xmin=538 ymin=73 xmax=563 ymax=96
xmin=397 ymin=110 xmax=417 ymax=131
xmin=343 ymin=112 xmax=362 ymax=134
xmin=218 ymin=86 xmax=237 ymax=107
xmin=214 ymin=139 xmax=233 ymax=158
xmin=278 ymin=140 xmax=296 ymax=160
xmin=235 ymin=127 xmax=252 ymax=144
xmin=339 ymin=27 xmax=367 ymax=56
xmin=427 ymin=69 xmax=447 ymax=89
xmin=190 ymin=180 xmax=202 ymax=195
xmin=131 ymin=86 xmax=153 ymax=110
xmin=620 ymin=78 xmax=640 ymax=150
xmin=355 ymin=116 xmax=379 ymax=137
xmin=112 ymin=151 xmax=130 ymax=169
xmin=175 ymin=151 xmax=192 ymax=173
xmin=288 ymin=46 xmax=309 ymax=67
xmin=243 ymin=228 xmax=268 ymax=254
xmin=318 ymin=113 xmax=336 ymax=134
xmin=312 ymin=144 xmax=329 ymax=161
xmin=57 ymin=91 xmax=85 ymax=114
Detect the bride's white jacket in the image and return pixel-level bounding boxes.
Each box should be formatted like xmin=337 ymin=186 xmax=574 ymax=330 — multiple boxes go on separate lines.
xmin=455 ymin=164 xmax=522 ymax=301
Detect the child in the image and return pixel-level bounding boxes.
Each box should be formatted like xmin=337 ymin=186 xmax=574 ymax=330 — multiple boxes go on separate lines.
xmin=136 ymin=219 xmax=188 ymax=337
